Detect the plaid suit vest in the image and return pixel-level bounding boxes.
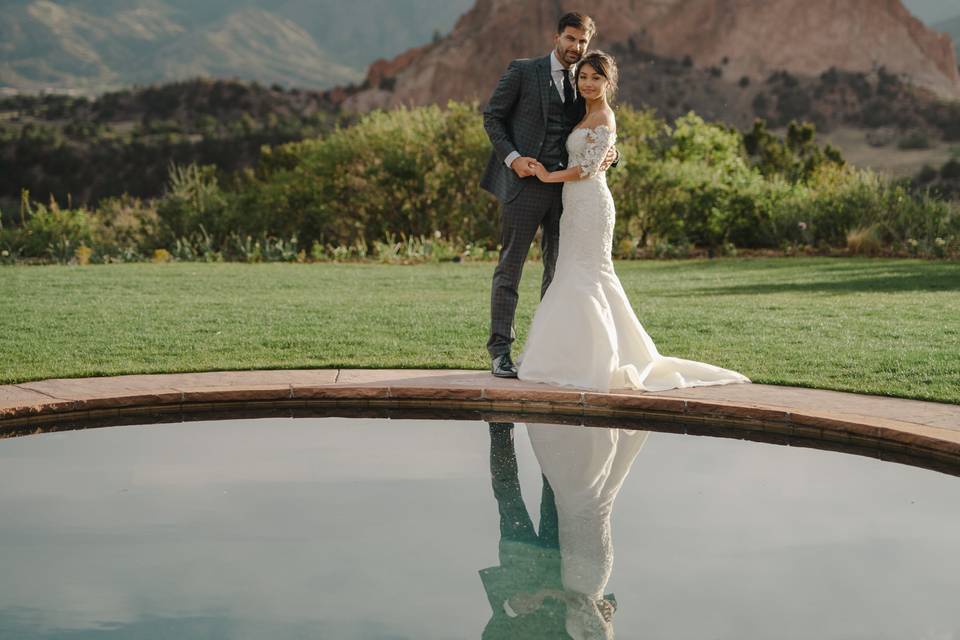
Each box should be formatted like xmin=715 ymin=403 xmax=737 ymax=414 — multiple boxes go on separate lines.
xmin=540 ymin=84 xmax=575 ymax=171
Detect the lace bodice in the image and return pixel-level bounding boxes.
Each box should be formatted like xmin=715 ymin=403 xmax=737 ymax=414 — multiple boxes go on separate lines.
xmin=566 ymin=125 xmax=616 ymax=180
xmin=558 ymin=124 xmax=618 ymax=277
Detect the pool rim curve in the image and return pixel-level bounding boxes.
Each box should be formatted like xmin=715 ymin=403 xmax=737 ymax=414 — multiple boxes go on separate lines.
xmin=3 ymin=368 xmax=960 ymax=477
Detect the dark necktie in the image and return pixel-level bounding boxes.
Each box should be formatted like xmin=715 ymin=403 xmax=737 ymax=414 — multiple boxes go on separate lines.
xmin=561 ymin=69 xmax=575 ymax=105
xmin=561 ymin=69 xmax=578 ymax=121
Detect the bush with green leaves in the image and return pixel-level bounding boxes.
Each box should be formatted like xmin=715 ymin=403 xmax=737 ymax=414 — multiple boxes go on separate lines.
xmin=155 ymin=163 xmax=232 ymax=246
xmin=612 ymin=110 xmax=793 ymax=250
xmin=3 ymin=101 xmax=957 ymax=263
xmin=0 ymin=194 xmax=95 ymax=263
xmin=90 ymin=195 xmax=161 ymax=257
xmin=233 ymin=101 xmax=497 ymax=248
xmin=773 ymin=164 xmax=959 ymax=249
xmin=653 ymin=112 xmax=778 ymax=248
xmin=743 ymin=119 xmax=844 ymax=182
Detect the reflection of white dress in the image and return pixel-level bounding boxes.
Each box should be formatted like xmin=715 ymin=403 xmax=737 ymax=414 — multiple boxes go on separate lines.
xmin=517 ymin=125 xmax=750 ymax=393
xmin=527 ymin=424 xmax=648 ymax=601
xmin=526 ymin=423 xmax=649 ymax=639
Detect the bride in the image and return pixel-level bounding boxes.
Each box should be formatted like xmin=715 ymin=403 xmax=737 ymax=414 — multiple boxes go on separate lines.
xmin=519 ymin=51 xmax=749 ymax=393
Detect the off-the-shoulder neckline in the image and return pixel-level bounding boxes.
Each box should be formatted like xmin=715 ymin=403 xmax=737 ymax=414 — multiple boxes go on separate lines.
xmin=571 ymin=123 xmax=616 ymax=135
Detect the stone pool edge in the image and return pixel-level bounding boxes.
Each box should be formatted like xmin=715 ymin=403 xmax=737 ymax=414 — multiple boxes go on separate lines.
xmin=3 ymin=369 xmax=960 ymax=460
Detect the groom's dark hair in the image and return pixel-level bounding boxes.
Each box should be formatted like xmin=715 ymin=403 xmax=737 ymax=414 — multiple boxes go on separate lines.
xmin=558 ymin=12 xmax=596 ymax=38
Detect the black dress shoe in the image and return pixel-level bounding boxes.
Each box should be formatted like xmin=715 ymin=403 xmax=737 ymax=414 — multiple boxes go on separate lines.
xmin=491 ymin=353 xmax=518 ymax=378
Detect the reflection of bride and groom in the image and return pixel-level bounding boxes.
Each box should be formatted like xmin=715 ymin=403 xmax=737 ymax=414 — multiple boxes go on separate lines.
xmin=480 ymin=422 xmax=649 ymax=639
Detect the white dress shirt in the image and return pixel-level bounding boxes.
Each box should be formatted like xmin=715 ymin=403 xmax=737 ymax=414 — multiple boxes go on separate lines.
xmin=504 ymin=50 xmax=572 ymax=169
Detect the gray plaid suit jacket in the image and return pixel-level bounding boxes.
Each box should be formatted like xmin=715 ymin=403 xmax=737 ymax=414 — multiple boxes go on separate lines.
xmin=480 ymin=54 xmax=586 ymax=204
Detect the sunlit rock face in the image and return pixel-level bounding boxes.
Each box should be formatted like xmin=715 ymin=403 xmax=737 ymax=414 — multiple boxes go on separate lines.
xmin=344 ymin=0 xmax=960 ymax=111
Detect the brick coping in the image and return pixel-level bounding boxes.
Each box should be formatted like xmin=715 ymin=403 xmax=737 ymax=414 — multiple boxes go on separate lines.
xmin=2 ymin=369 xmax=959 ymax=472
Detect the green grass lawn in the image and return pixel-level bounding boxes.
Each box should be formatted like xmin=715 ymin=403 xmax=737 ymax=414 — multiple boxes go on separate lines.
xmin=2 ymin=258 xmax=959 ymax=404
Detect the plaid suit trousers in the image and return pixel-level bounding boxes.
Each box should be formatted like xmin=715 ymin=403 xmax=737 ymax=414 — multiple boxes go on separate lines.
xmin=487 ymin=179 xmax=564 ymax=358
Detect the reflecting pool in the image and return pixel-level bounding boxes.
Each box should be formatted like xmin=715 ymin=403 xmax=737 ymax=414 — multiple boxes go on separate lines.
xmin=1 ymin=417 xmax=959 ymax=639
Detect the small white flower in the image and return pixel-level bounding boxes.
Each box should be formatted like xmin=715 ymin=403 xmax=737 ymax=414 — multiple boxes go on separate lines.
xmin=934 ymin=237 xmax=946 ymax=247
xmin=797 ymin=222 xmax=807 ymax=231
xmin=0 ymin=250 xmax=8 ymax=257
xmin=434 ymin=230 xmax=442 ymax=239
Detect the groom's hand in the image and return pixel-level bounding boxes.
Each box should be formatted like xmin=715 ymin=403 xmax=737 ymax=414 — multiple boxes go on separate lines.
xmin=600 ymin=146 xmax=618 ymax=171
xmin=511 ymin=156 xmax=538 ymax=178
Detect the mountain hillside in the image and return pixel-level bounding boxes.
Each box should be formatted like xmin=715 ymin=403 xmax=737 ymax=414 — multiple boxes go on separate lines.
xmin=143 ymin=8 xmax=359 ymax=89
xmin=343 ymin=0 xmax=960 ymax=113
xmin=0 ymin=0 xmax=474 ymax=94
xmin=0 ymin=77 xmax=340 ymax=212
xmin=0 ymin=0 xmax=951 ymax=96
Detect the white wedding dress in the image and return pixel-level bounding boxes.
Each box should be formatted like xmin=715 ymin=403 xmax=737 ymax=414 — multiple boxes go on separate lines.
xmin=517 ymin=124 xmax=749 ymax=393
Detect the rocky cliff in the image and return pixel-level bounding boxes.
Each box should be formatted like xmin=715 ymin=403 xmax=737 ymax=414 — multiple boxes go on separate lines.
xmin=343 ymin=0 xmax=960 ymax=111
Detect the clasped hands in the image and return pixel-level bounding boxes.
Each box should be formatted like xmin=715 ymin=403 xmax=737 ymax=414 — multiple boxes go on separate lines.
xmin=513 ymin=158 xmax=550 ymax=182
xmin=511 ymin=146 xmax=617 ymax=181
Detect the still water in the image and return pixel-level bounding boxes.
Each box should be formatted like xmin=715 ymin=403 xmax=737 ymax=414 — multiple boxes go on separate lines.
xmin=1 ymin=417 xmax=959 ymax=639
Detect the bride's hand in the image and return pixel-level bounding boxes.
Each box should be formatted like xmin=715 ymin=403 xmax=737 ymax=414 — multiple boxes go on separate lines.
xmin=532 ymin=162 xmax=551 ymax=182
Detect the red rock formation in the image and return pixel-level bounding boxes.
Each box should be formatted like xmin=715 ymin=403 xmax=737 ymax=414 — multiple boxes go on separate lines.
xmin=342 ymin=0 xmax=960 ymax=111
xmin=650 ymin=0 xmax=960 ymax=98
xmin=366 ymin=44 xmax=431 ymax=89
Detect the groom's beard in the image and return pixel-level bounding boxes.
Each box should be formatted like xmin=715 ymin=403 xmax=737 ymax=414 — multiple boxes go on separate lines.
xmin=557 ymin=46 xmax=584 ymax=67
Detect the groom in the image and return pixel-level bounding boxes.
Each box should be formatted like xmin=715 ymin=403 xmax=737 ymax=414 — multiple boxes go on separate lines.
xmin=481 ymin=12 xmax=614 ymax=378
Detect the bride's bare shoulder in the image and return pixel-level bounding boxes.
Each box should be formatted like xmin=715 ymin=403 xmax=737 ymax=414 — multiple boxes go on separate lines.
xmin=599 ymin=108 xmax=616 ymax=133
xmin=583 ymin=108 xmax=615 ymax=127
xmin=581 ymin=110 xmax=616 ymax=137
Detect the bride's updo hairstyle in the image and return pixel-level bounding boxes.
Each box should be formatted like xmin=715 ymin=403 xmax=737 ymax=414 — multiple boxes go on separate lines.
xmin=575 ymin=50 xmax=619 ymax=100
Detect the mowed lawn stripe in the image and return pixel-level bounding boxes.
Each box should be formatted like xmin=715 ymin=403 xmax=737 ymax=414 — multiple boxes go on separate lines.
xmin=1 ymin=258 xmax=958 ymax=403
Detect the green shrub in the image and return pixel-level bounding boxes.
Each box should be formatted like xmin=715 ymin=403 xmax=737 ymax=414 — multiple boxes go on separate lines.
xmin=744 ymin=119 xmax=844 ymax=182
xmin=90 ymin=195 xmax=160 ymax=258
xmin=235 ymin=101 xmax=497 ymax=248
xmin=156 ymin=162 xmax=231 ymax=246
xmin=614 ymin=111 xmax=784 ymax=249
xmin=6 ymin=194 xmax=95 ymax=263
xmin=773 ymin=164 xmax=959 ymax=248
xmin=898 ymin=130 xmax=932 ymax=150
xmin=4 ymin=101 xmax=956 ymax=263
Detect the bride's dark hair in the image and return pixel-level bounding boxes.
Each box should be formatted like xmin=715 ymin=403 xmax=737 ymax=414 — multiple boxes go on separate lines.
xmin=575 ymin=50 xmax=619 ymax=100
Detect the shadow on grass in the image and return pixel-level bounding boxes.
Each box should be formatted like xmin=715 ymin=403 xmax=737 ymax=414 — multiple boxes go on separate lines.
xmin=667 ymin=262 xmax=960 ymax=296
